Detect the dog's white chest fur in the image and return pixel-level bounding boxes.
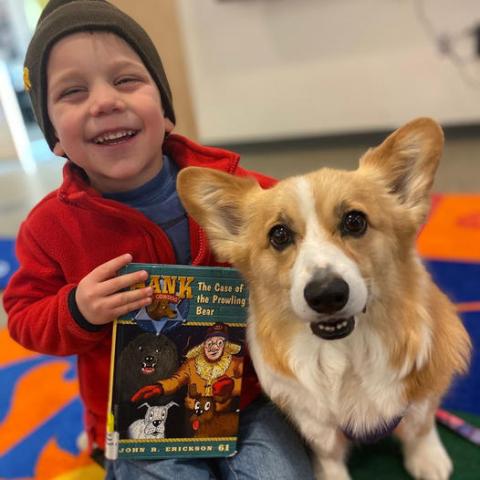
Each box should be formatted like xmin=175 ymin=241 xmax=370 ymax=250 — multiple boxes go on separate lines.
xmin=248 ymin=320 xmax=407 ymax=439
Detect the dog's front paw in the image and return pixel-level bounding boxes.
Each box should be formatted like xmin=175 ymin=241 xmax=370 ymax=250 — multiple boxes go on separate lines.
xmin=404 ymin=437 xmax=452 ymax=480
xmin=314 ymin=458 xmax=351 ymax=480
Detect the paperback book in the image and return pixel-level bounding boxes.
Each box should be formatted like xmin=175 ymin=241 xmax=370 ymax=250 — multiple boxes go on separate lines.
xmin=106 ymin=263 xmax=248 ymax=460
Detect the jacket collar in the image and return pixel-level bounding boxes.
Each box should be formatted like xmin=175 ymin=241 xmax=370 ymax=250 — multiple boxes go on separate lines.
xmin=59 ymin=133 xmax=241 ymax=201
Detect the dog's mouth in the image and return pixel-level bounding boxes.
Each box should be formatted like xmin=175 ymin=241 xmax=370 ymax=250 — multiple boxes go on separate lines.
xmin=141 ymin=362 xmax=156 ymax=374
xmin=310 ymin=316 xmax=355 ymax=340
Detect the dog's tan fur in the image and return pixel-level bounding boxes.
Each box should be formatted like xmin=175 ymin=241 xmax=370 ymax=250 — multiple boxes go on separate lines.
xmin=177 ymin=118 xmax=471 ymax=480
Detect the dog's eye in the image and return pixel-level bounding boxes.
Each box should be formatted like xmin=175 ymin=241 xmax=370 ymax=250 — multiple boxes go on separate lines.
xmin=269 ymin=224 xmax=294 ymax=250
xmin=138 ymin=346 xmax=143 ymax=351
xmin=341 ymin=211 xmax=367 ymax=237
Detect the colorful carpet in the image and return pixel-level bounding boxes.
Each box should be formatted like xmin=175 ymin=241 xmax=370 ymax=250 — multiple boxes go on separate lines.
xmin=0 ymin=329 xmax=103 ymax=479
xmin=0 ymin=194 xmax=479 ymax=479
xmin=0 ymin=238 xmax=17 ymax=290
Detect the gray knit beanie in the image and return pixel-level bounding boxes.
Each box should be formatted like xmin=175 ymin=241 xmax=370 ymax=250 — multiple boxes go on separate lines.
xmin=24 ymin=0 xmax=175 ymax=151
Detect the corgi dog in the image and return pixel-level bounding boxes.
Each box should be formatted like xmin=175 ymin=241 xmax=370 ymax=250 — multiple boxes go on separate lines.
xmin=177 ymin=118 xmax=471 ymax=480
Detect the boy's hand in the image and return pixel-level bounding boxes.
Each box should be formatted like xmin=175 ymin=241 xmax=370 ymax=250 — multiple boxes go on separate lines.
xmin=76 ymin=253 xmax=152 ymax=326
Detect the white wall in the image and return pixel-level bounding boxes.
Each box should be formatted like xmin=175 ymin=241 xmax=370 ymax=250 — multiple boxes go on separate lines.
xmin=177 ymin=0 xmax=480 ymax=144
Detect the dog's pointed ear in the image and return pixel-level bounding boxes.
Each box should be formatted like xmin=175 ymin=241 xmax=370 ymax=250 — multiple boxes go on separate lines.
xmin=177 ymin=167 xmax=258 ymax=262
xmin=359 ymin=117 xmax=443 ymax=221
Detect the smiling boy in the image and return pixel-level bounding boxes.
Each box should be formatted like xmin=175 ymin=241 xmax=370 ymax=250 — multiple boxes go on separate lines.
xmin=47 ymin=31 xmax=172 ymax=194
xmin=4 ymin=1 xmax=314 ymax=479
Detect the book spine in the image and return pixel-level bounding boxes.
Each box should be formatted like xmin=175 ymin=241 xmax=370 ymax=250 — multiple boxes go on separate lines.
xmin=105 ymin=431 xmax=119 ymax=460
xmin=105 ymin=320 xmax=120 ymax=459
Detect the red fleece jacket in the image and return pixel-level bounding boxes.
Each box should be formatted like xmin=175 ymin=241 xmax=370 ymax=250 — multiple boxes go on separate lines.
xmin=4 ymin=134 xmax=274 ymax=451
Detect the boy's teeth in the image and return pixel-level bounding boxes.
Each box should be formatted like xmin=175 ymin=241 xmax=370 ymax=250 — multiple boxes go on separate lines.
xmin=94 ymin=130 xmax=135 ymax=144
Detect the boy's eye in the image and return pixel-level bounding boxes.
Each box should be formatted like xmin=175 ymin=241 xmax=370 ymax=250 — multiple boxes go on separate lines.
xmin=116 ymin=76 xmax=139 ymax=86
xmin=59 ymin=87 xmax=84 ymax=99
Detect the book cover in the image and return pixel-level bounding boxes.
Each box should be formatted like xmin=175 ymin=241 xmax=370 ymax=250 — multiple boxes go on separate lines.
xmin=105 ymin=263 xmax=248 ymax=460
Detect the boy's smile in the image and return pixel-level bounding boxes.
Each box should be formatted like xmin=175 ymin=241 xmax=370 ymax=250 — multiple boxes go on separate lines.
xmin=92 ymin=129 xmax=138 ymax=145
xmin=47 ymin=32 xmax=174 ymax=193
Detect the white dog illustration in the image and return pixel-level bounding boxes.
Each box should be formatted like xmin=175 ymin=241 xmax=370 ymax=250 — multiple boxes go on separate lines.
xmin=128 ymin=401 xmax=179 ymax=439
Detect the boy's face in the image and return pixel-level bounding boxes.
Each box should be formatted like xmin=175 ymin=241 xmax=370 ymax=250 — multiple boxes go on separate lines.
xmin=47 ymin=32 xmax=174 ymax=193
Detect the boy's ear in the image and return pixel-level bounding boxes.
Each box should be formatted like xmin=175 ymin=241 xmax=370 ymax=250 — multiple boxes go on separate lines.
xmin=53 ymin=141 xmax=66 ymax=157
xmin=359 ymin=117 xmax=443 ymax=222
xmin=177 ymin=167 xmax=258 ymax=263
xmin=164 ymin=118 xmax=174 ymax=134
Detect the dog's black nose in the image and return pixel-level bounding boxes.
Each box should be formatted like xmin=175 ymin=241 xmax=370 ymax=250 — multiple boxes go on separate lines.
xmin=304 ymin=276 xmax=349 ymax=314
xmin=145 ymin=355 xmax=155 ymax=363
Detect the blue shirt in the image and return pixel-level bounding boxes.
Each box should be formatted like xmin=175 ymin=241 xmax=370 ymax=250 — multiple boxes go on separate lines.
xmin=103 ymin=155 xmax=191 ymax=264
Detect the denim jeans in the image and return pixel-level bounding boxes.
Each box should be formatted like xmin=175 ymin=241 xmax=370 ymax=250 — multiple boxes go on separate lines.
xmin=105 ymin=396 xmax=314 ymax=480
